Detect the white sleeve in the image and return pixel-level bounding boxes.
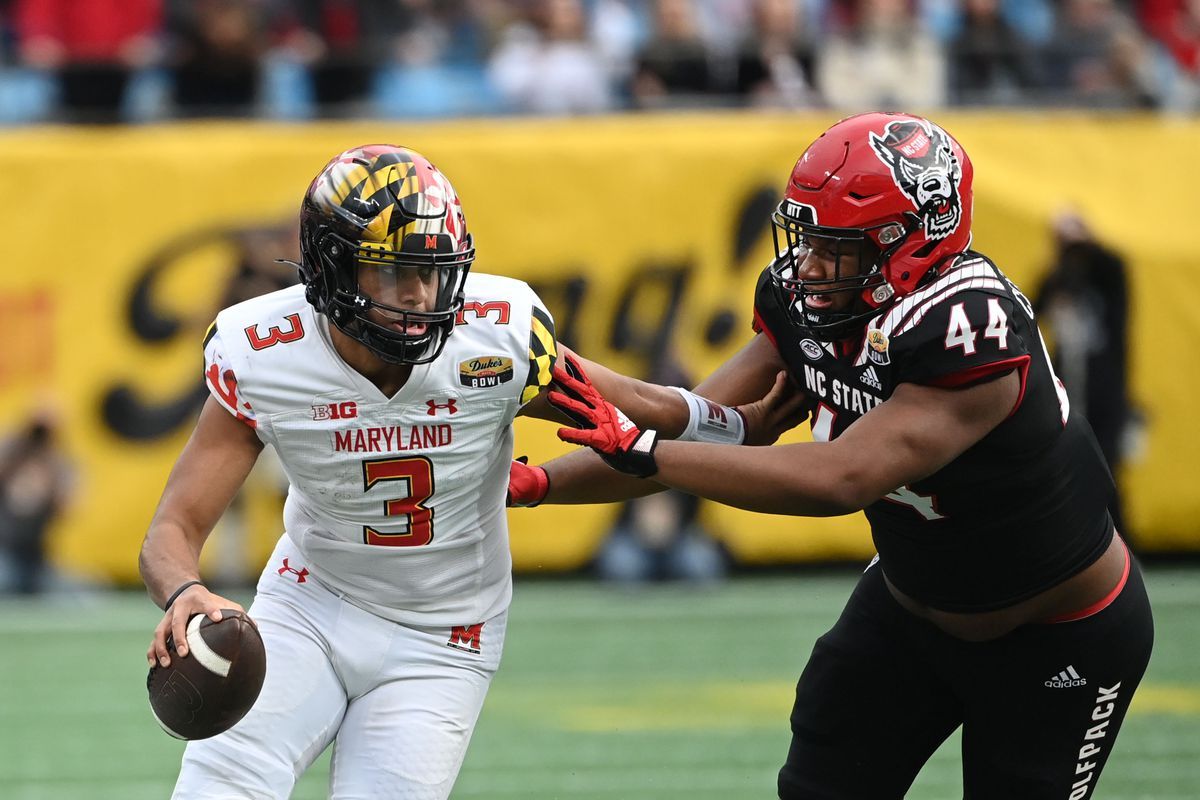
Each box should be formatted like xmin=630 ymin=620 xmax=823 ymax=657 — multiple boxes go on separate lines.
xmin=203 ymin=322 xmax=258 ymax=428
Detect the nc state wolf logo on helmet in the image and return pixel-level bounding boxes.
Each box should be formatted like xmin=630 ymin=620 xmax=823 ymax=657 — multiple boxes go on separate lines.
xmin=868 ymin=119 xmax=963 ymax=242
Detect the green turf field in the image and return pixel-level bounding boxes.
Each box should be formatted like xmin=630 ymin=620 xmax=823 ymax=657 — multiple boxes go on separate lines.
xmin=1 ymin=567 xmax=1196 ymax=799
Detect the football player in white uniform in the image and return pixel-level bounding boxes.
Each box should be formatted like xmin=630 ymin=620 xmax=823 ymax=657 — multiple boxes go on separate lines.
xmin=139 ymin=144 xmax=694 ymax=799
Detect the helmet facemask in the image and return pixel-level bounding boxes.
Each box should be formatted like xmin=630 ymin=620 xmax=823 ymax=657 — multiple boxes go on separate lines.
xmin=768 ymin=203 xmax=908 ymax=342
xmin=311 ymin=228 xmax=473 ymax=366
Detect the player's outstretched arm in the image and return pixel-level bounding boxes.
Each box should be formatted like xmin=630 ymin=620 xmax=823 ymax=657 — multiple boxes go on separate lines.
xmin=554 ymin=368 xmax=1019 ymax=517
xmin=513 ymin=336 xmax=809 ymax=505
xmin=139 ymin=396 xmax=263 ymax=668
xmin=519 ymin=345 xmax=690 ymax=436
xmin=514 ymin=348 xmax=681 ymax=504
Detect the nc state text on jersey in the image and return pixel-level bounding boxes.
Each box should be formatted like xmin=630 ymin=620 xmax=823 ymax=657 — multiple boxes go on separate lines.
xmin=332 ymin=425 xmax=452 ymax=453
xmin=801 ymin=364 xmax=883 ymax=415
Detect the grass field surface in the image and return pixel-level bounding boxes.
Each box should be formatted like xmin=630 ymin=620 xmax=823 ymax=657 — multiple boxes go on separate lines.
xmin=0 ymin=567 xmax=1196 ymax=799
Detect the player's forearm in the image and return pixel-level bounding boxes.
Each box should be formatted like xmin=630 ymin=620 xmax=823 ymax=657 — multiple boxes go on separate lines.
xmin=138 ymin=519 xmax=207 ymax=608
xmin=649 ymin=439 xmax=859 ymax=517
xmin=589 ymin=373 xmax=688 ymax=439
xmin=541 ymin=448 xmax=667 ymax=504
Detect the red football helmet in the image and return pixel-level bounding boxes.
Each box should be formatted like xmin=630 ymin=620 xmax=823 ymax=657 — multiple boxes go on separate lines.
xmin=769 ymin=112 xmax=974 ymax=340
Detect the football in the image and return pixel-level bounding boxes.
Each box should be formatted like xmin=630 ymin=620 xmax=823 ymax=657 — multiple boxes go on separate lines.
xmin=146 ymin=609 xmax=267 ymax=740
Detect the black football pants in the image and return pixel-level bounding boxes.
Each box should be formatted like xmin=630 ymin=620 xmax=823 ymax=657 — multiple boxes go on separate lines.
xmin=778 ymin=559 xmax=1153 ymax=800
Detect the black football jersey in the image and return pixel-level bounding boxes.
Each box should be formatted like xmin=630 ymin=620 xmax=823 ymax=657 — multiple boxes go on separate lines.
xmin=753 ymin=252 xmax=1115 ymax=612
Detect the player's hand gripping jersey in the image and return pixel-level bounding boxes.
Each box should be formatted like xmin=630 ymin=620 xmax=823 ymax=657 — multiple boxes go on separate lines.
xmin=203 ymin=275 xmax=555 ymax=625
xmin=754 ymin=253 xmax=1116 ymax=612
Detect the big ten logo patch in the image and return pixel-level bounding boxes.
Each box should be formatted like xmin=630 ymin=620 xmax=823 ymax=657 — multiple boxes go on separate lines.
xmin=312 ymin=401 xmax=358 ymax=421
xmin=446 ymin=623 xmax=484 ymax=654
xmin=459 ymin=356 xmax=514 ymax=388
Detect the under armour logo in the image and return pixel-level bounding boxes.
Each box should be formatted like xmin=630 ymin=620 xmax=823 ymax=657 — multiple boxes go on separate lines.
xmin=277 ymin=557 xmax=309 ymax=583
xmin=426 ymin=399 xmax=458 ymax=416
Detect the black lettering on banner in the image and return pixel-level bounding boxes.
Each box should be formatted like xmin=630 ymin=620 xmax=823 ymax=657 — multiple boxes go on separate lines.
xmin=527 ymin=275 xmax=587 ymax=352
xmin=100 ymin=224 xmax=298 ymax=440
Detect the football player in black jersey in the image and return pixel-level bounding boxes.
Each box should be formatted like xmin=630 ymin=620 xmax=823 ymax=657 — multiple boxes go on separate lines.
xmin=510 ymin=113 xmax=1154 ymax=800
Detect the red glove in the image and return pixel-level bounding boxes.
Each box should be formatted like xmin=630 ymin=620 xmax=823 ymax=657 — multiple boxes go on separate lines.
xmin=548 ymin=354 xmax=659 ymax=478
xmin=507 ymin=456 xmax=549 ymax=507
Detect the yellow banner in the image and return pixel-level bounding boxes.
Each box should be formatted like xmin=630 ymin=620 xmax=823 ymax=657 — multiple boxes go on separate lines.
xmin=0 ymin=113 xmax=1196 ymax=585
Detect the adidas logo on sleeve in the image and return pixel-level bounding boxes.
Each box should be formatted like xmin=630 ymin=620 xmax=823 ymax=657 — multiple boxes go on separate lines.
xmin=1045 ymin=665 xmax=1087 ymax=688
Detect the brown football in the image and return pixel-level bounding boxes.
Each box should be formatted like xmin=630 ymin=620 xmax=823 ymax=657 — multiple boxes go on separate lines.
xmin=146 ymin=609 xmax=267 ymax=740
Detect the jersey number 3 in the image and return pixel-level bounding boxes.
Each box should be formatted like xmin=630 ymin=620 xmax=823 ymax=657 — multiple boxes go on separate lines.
xmin=362 ymin=457 xmax=435 ymax=546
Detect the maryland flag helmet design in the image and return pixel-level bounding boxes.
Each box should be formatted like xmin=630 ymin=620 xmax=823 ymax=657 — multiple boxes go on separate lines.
xmin=299 ymin=144 xmax=475 ymax=365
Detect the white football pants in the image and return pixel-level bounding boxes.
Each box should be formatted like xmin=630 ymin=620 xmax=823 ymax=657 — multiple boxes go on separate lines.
xmin=172 ymin=536 xmax=507 ymax=800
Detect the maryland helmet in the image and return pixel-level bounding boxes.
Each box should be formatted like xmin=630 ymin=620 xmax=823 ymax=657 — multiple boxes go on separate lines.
xmin=298 ymin=144 xmax=474 ymax=365
xmin=769 ymin=112 xmax=974 ymax=340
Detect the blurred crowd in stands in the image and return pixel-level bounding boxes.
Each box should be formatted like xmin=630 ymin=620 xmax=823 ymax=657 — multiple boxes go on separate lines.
xmin=0 ymin=0 xmax=1196 ymax=123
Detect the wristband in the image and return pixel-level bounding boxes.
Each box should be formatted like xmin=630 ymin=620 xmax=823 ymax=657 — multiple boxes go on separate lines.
xmin=670 ymin=387 xmax=746 ymax=445
xmin=163 ymin=580 xmax=204 ymax=611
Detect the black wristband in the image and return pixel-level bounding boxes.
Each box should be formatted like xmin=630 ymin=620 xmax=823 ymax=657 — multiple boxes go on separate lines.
xmin=163 ymin=580 xmax=204 ymax=611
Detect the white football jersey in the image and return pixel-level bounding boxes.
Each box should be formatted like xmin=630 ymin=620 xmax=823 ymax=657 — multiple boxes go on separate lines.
xmin=203 ymin=276 xmax=556 ymax=625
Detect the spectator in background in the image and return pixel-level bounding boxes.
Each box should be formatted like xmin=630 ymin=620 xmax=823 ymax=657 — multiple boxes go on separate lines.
xmin=592 ymin=355 xmax=728 ymax=584
xmin=13 ymin=0 xmax=161 ymax=123
xmin=166 ymin=0 xmax=268 ymax=117
xmin=275 ymin=1 xmax=495 ymax=118
xmin=728 ymin=0 xmax=818 ymax=109
xmin=274 ymin=0 xmax=408 ymax=116
xmin=488 ymin=0 xmax=612 ymax=114
xmin=631 ymin=0 xmax=717 ymax=108
xmin=948 ymin=0 xmax=1042 ymax=105
xmin=816 ymin=0 xmax=947 ymax=111
xmin=1 ymin=0 xmax=18 ymax=64
xmin=596 ymin=490 xmax=728 ymax=583
xmin=998 ymin=0 xmax=1055 ymax=44
xmin=1138 ymin=0 xmax=1200 ymax=109
xmin=0 ymin=410 xmax=74 ymax=595
xmin=1034 ymin=211 xmax=1138 ymax=540
xmin=1042 ymin=0 xmax=1160 ymax=108
xmin=220 ymin=223 xmax=303 ymax=308
xmin=591 ymin=0 xmax=643 ymax=89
